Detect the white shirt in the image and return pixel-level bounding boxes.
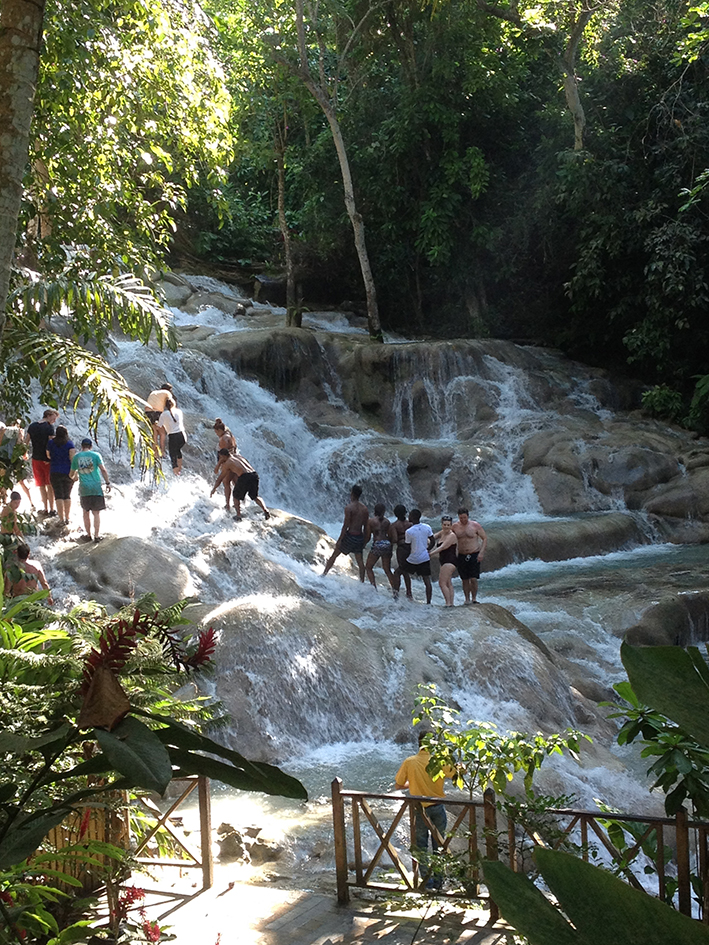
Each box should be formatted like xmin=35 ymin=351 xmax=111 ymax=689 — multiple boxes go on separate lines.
xmin=159 ymin=407 xmax=185 ymax=435
xmin=405 ymin=523 xmax=433 ymax=564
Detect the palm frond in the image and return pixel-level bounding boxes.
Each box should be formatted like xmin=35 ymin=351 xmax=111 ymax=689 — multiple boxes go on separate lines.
xmin=2 ymin=327 xmax=159 ymax=474
xmin=8 ymin=270 xmax=177 ymax=355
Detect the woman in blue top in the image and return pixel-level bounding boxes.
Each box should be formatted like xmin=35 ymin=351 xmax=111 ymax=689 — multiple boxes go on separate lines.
xmin=46 ymin=426 xmax=76 ymax=525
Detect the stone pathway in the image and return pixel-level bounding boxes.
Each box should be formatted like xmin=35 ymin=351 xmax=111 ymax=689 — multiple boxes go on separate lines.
xmin=139 ymin=877 xmax=510 ymax=944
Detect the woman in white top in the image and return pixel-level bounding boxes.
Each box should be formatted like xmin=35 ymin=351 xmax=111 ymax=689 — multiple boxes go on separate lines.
xmin=158 ymin=397 xmax=187 ymax=475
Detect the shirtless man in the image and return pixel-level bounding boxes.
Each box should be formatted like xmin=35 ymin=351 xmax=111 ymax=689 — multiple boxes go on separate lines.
xmin=323 ymin=485 xmax=369 ymax=582
xmin=365 ymin=503 xmax=396 ymax=591
xmin=5 ymin=543 xmax=53 ymax=604
xmin=145 ymin=383 xmax=173 ymax=455
xmin=452 ymin=508 xmax=487 ymax=604
xmin=210 ymin=450 xmax=270 ymax=521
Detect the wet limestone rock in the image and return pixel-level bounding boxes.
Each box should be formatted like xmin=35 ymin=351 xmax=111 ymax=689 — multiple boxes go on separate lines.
xmin=56 ymin=536 xmax=194 ymax=608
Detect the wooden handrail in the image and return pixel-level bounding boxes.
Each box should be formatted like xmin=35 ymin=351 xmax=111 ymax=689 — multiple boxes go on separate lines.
xmin=332 ymin=779 xmax=709 ymax=917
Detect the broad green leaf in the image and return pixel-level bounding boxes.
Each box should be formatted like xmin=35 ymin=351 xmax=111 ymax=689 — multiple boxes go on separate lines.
xmin=0 ymin=809 xmax=70 ymax=869
xmin=537 ymin=847 xmax=709 ymax=945
xmin=95 ymin=716 xmax=172 ymax=794
xmin=138 ymin=711 xmax=307 ymax=799
xmin=482 ymin=859 xmax=579 ymax=945
xmin=621 ymin=643 xmax=709 ymax=749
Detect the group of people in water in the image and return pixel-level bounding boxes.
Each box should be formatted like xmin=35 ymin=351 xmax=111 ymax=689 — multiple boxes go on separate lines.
xmin=323 ymin=485 xmax=487 ymax=606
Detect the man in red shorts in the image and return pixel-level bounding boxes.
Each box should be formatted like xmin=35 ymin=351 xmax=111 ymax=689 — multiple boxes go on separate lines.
xmin=27 ymin=409 xmax=58 ymax=516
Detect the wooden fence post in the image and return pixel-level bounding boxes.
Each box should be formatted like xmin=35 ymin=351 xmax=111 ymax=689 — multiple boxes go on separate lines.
xmin=484 ymin=787 xmax=499 ymax=923
xmin=332 ymin=778 xmax=350 ymax=904
xmin=676 ymin=807 xmax=691 ymax=916
xmin=198 ymin=776 xmax=213 ymax=890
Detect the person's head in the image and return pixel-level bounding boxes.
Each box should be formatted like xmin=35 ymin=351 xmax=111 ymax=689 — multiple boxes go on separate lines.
xmin=457 ymin=507 xmax=469 ymax=524
xmin=374 ymin=502 xmax=385 ymax=518
xmin=217 ymin=448 xmax=230 ymax=464
xmin=160 ymin=383 xmax=173 ymax=393
xmin=441 ymin=514 xmax=453 ymax=531
xmin=9 ymin=491 xmax=21 ymax=508
xmin=165 ymin=395 xmax=176 ymax=410
xmin=351 ymin=484 xmax=363 ymax=500
xmin=393 ymin=504 xmax=407 ymax=521
xmin=213 ymin=418 xmax=226 ymax=434
xmin=53 ymin=425 xmax=69 ymax=445
xmin=409 ymin=508 xmax=421 ymax=524
xmin=81 ymin=437 xmax=92 ymax=450
xmin=417 ymin=730 xmax=432 ymax=748
xmin=17 ymin=543 xmax=30 ymax=561
xmin=43 ymin=408 xmax=59 ymax=423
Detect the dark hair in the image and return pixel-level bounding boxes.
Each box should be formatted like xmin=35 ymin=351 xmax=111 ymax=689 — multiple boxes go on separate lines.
xmin=17 ymin=544 xmax=30 ymax=561
xmin=409 ymin=508 xmax=422 ymax=524
xmin=160 ymin=383 xmax=173 ymax=392
xmin=53 ymin=425 xmax=69 ymax=445
xmin=417 ymin=730 xmax=431 ymax=748
xmin=218 ymin=448 xmax=230 ymax=457
xmin=441 ymin=515 xmax=453 ymax=523
xmin=213 ymin=418 xmax=226 ymax=432
xmin=10 ymin=491 xmax=21 ymax=501
xmin=457 ymin=507 xmax=469 ymax=516
xmin=393 ymin=504 xmax=406 ymax=520
xmin=374 ymin=502 xmax=385 ymax=517
xmin=351 ymin=484 xmax=363 ymax=499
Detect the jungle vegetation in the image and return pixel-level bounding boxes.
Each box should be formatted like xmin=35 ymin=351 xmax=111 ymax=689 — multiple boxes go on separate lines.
xmin=1 ymin=0 xmax=709 ymax=435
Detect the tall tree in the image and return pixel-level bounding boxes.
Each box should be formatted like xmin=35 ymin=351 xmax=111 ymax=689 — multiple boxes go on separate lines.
xmin=0 ymin=0 xmax=46 ymax=341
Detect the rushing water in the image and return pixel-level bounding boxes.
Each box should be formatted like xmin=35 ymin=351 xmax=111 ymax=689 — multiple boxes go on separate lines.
xmin=23 ymin=278 xmax=709 ymax=871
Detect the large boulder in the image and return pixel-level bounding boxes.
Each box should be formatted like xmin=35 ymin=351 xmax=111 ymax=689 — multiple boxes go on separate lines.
xmin=56 ymin=536 xmax=195 ymax=608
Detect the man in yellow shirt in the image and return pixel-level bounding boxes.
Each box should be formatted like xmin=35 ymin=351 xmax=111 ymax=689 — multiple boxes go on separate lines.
xmin=395 ymin=732 xmax=453 ymax=890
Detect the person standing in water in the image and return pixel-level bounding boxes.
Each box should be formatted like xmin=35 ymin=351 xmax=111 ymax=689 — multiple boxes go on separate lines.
xmin=390 ymin=504 xmax=413 ymax=601
xmin=27 ymin=408 xmax=58 ymax=515
xmin=145 ymin=383 xmax=173 ymax=456
xmin=400 ymin=509 xmax=434 ymax=604
xmin=452 ymin=508 xmax=487 ymax=604
xmin=429 ymin=515 xmax=458 ymax=606
xmin=70 ymin=438 xmax=111 ymax=543
xmin=158 ymin=396 xmax=187 ymax=475
xmin=364 ymin=503 xmax=396 ymax=591
xmin=323 ymin=484 xmax=369 ymax=582
xmin=46 ymin=425 xmax=76 ymax=526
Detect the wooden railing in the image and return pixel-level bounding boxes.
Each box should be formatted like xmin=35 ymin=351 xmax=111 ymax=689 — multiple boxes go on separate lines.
xmin=331 ymin=777 xmax=709 ymax=919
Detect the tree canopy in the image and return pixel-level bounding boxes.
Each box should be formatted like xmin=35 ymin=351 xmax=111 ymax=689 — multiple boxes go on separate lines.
xmin=2 ymin=0 xmax=709 ymax=436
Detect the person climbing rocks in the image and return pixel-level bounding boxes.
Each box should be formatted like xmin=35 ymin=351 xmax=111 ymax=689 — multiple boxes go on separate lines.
xmin=322 ymin=484 xmax=369 ymax=582
xmin=145 ymin=382 xmax=173 ymax=456
xmin=211 ymin=450 xmax=270 ymax=522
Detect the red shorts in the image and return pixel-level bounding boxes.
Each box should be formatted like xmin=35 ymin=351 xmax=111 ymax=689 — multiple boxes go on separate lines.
xmin=32 ymin=459 xmax=51 ymax=487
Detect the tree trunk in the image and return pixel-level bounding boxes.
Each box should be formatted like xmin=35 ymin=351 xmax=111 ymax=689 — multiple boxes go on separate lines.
xmin=560 ymin=9 xmax=593 ymax=152
xmin=294 ymin=0 xmax=383 ymax=343
xmin=0 ymin=0 xmax=46 ymax=344
xmin=275 ymin=130 xmax=300 ymax=328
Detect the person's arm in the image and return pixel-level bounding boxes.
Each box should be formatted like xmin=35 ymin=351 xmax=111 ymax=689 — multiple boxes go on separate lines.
xmin=35 ymin=565 xmax=53 ymax=604
xmin=429 ymin=532 xmax=455 ymax=557
xmin=68 ymin=448 xmax=76 ymax=463
xmin=98 ymin=462 xmax=111 ymax=490
xmin=364 ymin=517 xmax=372 ymax=546
xmin=210 ymin=468 xmax=227 ymax=496
xmin=476 ymin=524 xmax=488 ymax=561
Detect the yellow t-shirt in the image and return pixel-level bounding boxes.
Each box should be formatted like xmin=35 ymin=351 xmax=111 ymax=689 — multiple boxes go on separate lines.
xmin=395 ymin=749 xmax=451 ymax=806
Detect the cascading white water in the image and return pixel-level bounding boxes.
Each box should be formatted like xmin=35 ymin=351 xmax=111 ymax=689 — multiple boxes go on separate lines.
xmin=25 ymin=278 xmax=709 ymax=836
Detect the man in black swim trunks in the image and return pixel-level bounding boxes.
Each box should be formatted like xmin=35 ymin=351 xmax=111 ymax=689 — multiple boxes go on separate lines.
xmin=211 ymin=450 xmax=270 ymax=521
xmin=452 ymin=508 xmax=487 ymax=604
xmin=323 ymin=484 xmax=369 ymax=582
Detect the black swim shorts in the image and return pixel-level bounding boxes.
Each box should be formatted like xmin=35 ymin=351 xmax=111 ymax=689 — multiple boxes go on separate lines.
xmin=146 ymin=410 xmax=162 ymax=424
xmin=234 ymin=471 xmax=259 ymax=501
xmin=457 ymin=552 xmax=480 ymax=580
xmin=80 ymin=494 xmax=106 ymax=512
xmin=50 ymin=472 xmax=74 ymax=501
xmin=341 ymin=533 xmax=365 ymax=554
xmin=403 ymin=559 xmax=431 ymax=577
